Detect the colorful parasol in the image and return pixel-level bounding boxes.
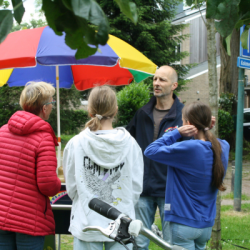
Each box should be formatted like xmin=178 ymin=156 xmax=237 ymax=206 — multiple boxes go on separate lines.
xmin=0 ymin=26 xmax=157 ymax=89
xmin=0 ymin=26 xmax=157 ymax=169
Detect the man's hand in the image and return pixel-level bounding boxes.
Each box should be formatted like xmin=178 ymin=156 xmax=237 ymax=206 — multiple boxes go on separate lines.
xmin=210 ymin=116 xmax=216 ymax=130
xmin=178 ymin=125 xmax=198 ymax=137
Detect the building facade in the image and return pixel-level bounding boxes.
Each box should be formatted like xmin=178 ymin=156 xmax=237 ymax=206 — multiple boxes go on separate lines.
xmin=174 ymin=1 xmax=250 ymax=107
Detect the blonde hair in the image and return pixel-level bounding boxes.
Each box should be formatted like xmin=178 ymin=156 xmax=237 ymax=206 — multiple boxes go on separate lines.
xmin=85 ymin=85 xmax=117 ymax=131
xmin=20 ymin=81 xmax=55 ymax=115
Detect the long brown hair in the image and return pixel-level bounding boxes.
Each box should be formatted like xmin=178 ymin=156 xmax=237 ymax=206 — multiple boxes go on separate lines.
xmin=85 ymin=85 xmax=117 ymax=131
xmin=182 ymin=101 xmax=226 ymax=191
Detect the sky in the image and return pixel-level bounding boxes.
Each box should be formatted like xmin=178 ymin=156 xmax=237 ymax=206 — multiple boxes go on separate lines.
xmin=22 ymin=0 xmax=37 ymax=22
xmin=3 ymin=0 xmax=41 ymax=23
xmin=22 ymin=0 xmax=44 ymax=22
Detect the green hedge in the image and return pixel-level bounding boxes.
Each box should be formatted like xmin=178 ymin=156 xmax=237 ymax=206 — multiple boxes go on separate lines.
xmin=0 ymin=85 xmax=23 ymax=128
xmin=0 ymin=103 xmax=21 ymax=128
xmin=218 ymin=93 xmax=235 ymax=141
xmin=115 ymin=82 xmax=150 ymax=127
xmin=0 ymin=105 xmax=88 ymax=135
xmin=218 ymin=109 xmax=234 ymax=140
xmin=48 ymin=109 xmax=89 ymax=135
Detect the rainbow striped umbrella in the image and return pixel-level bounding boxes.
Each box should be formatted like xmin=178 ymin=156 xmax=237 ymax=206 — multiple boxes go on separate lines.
xmin=0 ymin=26 xmax=157 ymax=89
xmin=0 ymin=26 xmax=157 ymax=169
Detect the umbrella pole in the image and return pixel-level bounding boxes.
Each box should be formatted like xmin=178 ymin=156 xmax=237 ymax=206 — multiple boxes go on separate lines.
xmin=56 ymin=66 xmax=61 ymax=173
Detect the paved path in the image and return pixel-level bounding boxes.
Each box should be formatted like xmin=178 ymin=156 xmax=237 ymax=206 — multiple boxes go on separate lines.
xmin=221 ymin=199 xmax=250 ymax=205
xmin=221 ymin=161 xmax=250 ymax=206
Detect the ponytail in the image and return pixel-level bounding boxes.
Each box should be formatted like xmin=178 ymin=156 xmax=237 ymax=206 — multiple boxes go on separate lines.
xmin=204 ymin=130 xmax=226 ymax=191
xmin=85 ymin=117 xmax=102 ymax=131
xmin=183 ymin=101 xmax=226 ymax=191
xmin=84 ymin=85 xmax=117 ymax=131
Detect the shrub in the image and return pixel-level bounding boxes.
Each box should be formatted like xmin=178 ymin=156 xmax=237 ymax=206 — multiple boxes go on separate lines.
xmin=0 ymin=84 xmax=87 ymax=134
xmin=218 ymin=92 xmax=236 ymax=141
xmin=0 ymin=85 xmax=23 ymax=128
xmin=0 ymin=103 xmax=21 ymax=128
xmin=48 ymin=109 xmax=89 ymax=135
xmin=219 ymin=93 xmax=235 ymax=114
xmin=218 ymin=109 xmax=234 ymax=140
xmin=115 ymin=82 xmax=150 ymax=127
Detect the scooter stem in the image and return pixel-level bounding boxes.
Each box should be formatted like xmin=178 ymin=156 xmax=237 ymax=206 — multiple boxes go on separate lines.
xmin=139 ymin=225 xmax=187 ymax=250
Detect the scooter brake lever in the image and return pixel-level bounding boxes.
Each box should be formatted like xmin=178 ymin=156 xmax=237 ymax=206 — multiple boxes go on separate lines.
xmin=83 ymin=221 xmax=117 ymax=238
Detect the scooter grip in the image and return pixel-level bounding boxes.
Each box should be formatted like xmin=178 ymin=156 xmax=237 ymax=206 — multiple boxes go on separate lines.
xmin=88 ymin=198 xmax=122 ymax=220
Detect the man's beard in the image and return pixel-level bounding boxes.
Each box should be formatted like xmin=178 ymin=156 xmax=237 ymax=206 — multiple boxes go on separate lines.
xmin=154 ymin=90 xmax=171 ymax=98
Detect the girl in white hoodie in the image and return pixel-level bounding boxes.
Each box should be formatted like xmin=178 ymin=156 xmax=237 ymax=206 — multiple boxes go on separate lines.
xmin=63 ymin=85 xmax=144 ymax=250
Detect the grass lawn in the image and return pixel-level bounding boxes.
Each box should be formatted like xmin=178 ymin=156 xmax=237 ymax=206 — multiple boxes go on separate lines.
xmin=214 ymin=203 xmax=250 ymax=250
xmin=222 ymin=192 xmax=250 ymax=200
xmin=60 ymin=235 xmax=74 ymax=250
xmin=152 ymin=204 xmax=250 ymax=250
xmin=61 ymin=135 xmax=75 ymax=151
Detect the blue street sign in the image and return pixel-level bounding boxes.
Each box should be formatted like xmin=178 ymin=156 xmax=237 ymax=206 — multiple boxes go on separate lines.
xmin=237 ymin=57 xmax=250 ymax=69
xmin=240 ymin=26 xmax=250 ymax=58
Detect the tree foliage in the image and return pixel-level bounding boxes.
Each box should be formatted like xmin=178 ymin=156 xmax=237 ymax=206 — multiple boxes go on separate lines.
xmin=11 ymin=18 xmax=47 ymax=31
xmin=0 ymin=0 xmax=138 ymax=59
xmin=186 ymin=0 xmax=250 ymax=50
xmin=97 ymin=0 xmax=192 ymax=89
xmin=0 ymin=0 xmax=10 ymax=9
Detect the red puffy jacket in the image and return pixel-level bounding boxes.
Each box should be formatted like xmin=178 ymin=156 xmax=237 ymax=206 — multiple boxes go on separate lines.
xmin=0 ymin=111 xmax=61 ymax=236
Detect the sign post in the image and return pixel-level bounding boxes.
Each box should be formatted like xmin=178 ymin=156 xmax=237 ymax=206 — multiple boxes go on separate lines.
xmin=234 ymin=26 xmax=249 ymax=211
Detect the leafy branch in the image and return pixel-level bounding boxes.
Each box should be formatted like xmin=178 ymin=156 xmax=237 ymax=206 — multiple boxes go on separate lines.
xmin=0 ymin=0 xmax=138 ymax=59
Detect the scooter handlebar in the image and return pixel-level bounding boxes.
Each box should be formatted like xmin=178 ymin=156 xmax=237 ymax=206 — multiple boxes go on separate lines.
xmin=88 ymin=198 xmax=122 ymax=221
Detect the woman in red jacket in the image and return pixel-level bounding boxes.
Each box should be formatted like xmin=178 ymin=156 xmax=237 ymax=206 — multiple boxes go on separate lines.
xmin=0 ymin=81 xmax=61 ymax=250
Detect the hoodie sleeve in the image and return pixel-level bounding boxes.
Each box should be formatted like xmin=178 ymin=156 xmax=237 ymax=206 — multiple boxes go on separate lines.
xmin=132 ymin=143 xmax=144 ymax=206
xmin=63 ymin=139 xmax=77 ymax=200
xmin=218 ymin=139 xmax=230 ymax=174
xmin=144 ymin=129 xmax=203 ymax=173
xmin=36 ymin=133 xmax=61 ymax=197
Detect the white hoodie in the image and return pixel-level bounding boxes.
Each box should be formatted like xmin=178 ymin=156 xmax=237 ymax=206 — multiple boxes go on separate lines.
xmin=63 ymin=127 xmax=144 ymax=242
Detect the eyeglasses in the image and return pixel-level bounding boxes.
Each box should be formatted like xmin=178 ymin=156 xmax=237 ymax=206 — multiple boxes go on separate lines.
xmin=44 ymin=100 xmax=56 ymax=106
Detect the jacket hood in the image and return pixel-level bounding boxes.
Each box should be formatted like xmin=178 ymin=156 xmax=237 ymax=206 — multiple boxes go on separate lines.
xmin=8 ymin=111 xmax=58 ymax=146
xmin=79 ymin=127 xmax=133 ymax=169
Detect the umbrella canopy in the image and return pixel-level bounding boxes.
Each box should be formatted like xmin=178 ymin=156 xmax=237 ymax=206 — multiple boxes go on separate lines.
xmin=0 ymin=26 xmax=157 ymax=89
xmin=0 ymin=26 xmax=157 ymax=170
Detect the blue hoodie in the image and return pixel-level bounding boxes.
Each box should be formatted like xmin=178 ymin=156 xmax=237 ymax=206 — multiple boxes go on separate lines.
xmin=144 ymin=129 xmax=230 ymax=228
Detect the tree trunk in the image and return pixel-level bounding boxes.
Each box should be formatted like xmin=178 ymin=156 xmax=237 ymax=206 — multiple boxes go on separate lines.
xmin=207 ymin=19 xmax=218 ymax=135
xmin=211 ymin=191 xmax=222 ymax=250
xmin=219 ymin=29 xmax=240 ymax=97
xmin=219 ymin=29 xmax=240 ymax=149
xmin=206 ymin=18 xmax=221 ymax=250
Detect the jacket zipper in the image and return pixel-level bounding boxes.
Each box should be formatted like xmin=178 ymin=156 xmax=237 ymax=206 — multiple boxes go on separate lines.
xmin=44 ymin=197 xmax=47 ymax=218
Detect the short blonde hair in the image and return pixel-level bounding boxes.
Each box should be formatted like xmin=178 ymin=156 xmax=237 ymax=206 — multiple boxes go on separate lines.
xmin=85 ymin=85 xmax=117 ymax=131
xmin=20 ymin=81 xmax=55 ymax=115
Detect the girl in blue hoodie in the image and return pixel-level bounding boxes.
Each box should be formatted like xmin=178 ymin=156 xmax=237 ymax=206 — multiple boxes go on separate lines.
xmin=144 ymin=101 xmax=229 ymax=250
